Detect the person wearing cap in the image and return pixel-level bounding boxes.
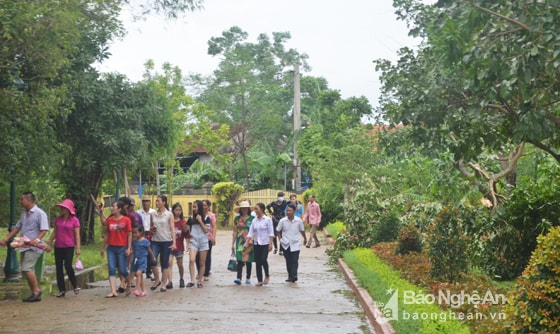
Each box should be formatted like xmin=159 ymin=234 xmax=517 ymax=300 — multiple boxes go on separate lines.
xmin=120 ymin=197 xmax=143 ymax=229
xmin=266 ymin=192 xmax=288 ymax=256
xmin=0 ymin=192 xmax=49 ymax=302
xmin=119 ymin=197 xmax=143 ymax=290
xmin=137 ymin=196 xmax=156 ymax=237
xmin=49 ymin=199 xmax=81 ymax=297
xmin=232 ymin=200 xmax=254 ymax=285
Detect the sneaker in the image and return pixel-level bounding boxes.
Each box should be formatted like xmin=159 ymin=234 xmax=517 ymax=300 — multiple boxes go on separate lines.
xmin=245 ymin=279 xmax=251 ymax=285
xmin=234 ymin=279 xmax=241 ymax=285
xmin=279 ymin=250 xmax=283 ymax=256
xmin=179 ymin=279 xmax=185 ymax=288
xmin=166 ymin=282 xmax=173 ymax=289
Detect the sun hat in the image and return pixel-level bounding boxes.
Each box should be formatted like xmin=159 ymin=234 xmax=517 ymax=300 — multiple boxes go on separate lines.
xmin=233 ymin=200 xmax=252 ymax=213
xmin=141 ymin=195 xmax=151 ymax=202
xmin=56 ymin=199 xmax=76 ymax=215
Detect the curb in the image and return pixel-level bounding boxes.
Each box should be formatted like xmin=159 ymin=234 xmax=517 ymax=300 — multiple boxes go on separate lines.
xmin=323 ymin=229 xmax=395 ymax=334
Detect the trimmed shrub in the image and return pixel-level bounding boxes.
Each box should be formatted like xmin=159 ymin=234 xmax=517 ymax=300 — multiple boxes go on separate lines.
xmin=373 ymin=211 xmax=401 ymax=243
xmin=427 ymin=206 xmax=469 ymax=282
xmin=475 ymin=184 xmax=560 ymax=281
xmin=211 ymin=182 xmax=244 ymax=226
xmin=396 ymin=223 xmax=422 ymax=255
xmin=510 ymin=226 xmax=560 ymax=333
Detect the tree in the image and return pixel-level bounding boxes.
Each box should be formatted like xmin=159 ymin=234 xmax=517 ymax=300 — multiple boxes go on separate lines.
xmin=375 ymin=0 xmax=560 ymax=206
xmin=0 ymin=1 xmax=124 ymax=185
xmin=58 ymin=66 xmax=190 ymax=243
xmin=193 ymin=26 xmax=308 ymax=190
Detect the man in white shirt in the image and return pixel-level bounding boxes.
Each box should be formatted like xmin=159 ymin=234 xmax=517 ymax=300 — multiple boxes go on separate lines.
xmin=137 ymin=195 xmax=156 ymax=278
xmin=276 ymin=203 xmax=307 ymax=283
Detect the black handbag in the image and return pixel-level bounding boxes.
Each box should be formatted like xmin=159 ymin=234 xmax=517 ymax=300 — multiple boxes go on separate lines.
xmin=227 ymin=251 xmax=237 ymax=271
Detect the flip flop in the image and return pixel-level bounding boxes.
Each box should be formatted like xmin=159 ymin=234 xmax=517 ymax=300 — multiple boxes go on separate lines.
xmin=105 ymin=293 xmax=117 ymax=298
xmin=197 ymin=283 xmax=203 ymax=288
xmin=186 ymin=282 xmax=195 ymax=288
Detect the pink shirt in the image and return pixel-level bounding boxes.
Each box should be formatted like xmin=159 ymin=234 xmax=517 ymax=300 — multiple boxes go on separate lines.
xmin=53 ymin=215 xmax=80 ymax=248
xmin=303 ymin=201 xmax=322 ymax=225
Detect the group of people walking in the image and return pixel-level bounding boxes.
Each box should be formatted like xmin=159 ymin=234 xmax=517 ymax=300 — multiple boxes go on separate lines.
xmin=0 ymin=190 xmax=321 ymax=302
xmin=233 ymin=191 xmax=322 ymax=285
xmin=97 ymin=195 xmax=217 ymax=297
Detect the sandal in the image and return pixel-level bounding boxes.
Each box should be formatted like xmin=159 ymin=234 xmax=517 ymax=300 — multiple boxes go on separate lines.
xmin=256 ymin=282 xmax=263 ymax=286
xmin=73 ymin=288 xmax=81 ymax=295
xmin=56 ymin=292 xmax=65 ymax=298
xmin=264 ymin=276 xmax=270 ymax=285
xmin=197 ymin=283 xmax=203 ymax=288
xmin=186 ymin=282 xmax=195 ymax=288
xmin=105 ymin=293 xmax=117 ymax=298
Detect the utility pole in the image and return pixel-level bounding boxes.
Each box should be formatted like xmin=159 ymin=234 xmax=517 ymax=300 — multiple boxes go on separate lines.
xmin=293 ymin=64 xmax=301 ymax=192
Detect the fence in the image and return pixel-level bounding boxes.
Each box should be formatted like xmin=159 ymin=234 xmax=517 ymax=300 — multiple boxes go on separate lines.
xmin=125 ymin=189 xmax=302 ymax=226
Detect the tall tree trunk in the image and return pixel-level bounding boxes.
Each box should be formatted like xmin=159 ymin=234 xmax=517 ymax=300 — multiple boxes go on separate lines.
xmin=65 ymin=167 xmax=104 ymax=245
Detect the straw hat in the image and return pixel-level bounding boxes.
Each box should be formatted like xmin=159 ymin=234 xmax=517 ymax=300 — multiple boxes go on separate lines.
xmin=233 ymin=200 xmax=252 ymax=213
xmin=141 ymin=195 xmax=151 ymax=202
xmin=56 ymin=199 xmax=76 ymax=215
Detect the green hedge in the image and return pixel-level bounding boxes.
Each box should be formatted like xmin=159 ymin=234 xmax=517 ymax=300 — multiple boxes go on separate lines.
xmin=343 ymin=248 xmax=470 ymax=334
xmin=325 ymin=221 xmax=345 ymax=240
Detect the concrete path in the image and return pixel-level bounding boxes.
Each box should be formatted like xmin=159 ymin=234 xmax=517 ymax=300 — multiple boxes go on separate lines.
xmin=0 ymin=230 xmax=374 ymax=334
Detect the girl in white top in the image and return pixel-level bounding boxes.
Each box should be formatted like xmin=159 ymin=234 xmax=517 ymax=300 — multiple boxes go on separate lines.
xmin=244 ymin=203 xmax=274 ymax=286
xmin=186 ymin=200 xmax=210 ymax=288
xmin=149 ymin=195 xmax=176 ymax=292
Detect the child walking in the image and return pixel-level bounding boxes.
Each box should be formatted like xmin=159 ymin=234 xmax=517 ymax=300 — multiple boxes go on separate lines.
xmin=131 ymin=225 xmax=156 ymax=297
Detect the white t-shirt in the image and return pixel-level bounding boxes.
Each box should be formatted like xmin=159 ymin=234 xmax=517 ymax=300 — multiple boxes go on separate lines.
xmin=276 ymin=216 xmax=304 ymax=251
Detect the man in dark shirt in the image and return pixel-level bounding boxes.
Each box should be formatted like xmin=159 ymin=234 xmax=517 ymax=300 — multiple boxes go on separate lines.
xmin=266 ymin=191 xmax=288 ymax=255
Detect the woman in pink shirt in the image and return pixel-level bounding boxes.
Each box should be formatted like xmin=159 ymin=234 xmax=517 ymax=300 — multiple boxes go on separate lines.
xmin=49 ymin=199 xmax=81 ymax=297
xmin=303 ymin=195 xmax=322 ymax=248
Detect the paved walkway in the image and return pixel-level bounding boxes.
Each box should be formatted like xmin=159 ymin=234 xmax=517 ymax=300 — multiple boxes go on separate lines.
xmin=0 ymin=230 xmax=374 ymax=334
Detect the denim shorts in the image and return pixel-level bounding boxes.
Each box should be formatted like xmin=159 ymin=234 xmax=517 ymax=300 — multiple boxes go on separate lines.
xmin=151 ymin=241 xmax=172 ymax=269
xmin=189 ymin=235 xmax=209 ymax=252
xmin=171 ymin=250 xmax=184 ymax=258
xmin=107 ymin=245 xmax=129 ymax=277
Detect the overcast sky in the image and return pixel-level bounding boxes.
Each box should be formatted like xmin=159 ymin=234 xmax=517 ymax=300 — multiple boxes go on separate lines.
xmin=97 ymin=0 xmax=425 ymax=108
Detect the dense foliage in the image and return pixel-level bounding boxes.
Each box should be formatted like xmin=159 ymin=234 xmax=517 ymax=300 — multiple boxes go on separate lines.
xmin=211 ymin=182 xmax=244 ymax=226
xmin=510 ymin=226 xmax=560 ymax=333
xmin=427 ymin=207 xmax=469 ymax=282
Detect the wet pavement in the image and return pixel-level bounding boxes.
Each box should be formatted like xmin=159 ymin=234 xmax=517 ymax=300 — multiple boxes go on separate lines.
xmin=0 ymin=230 xmax=374 ymax=334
